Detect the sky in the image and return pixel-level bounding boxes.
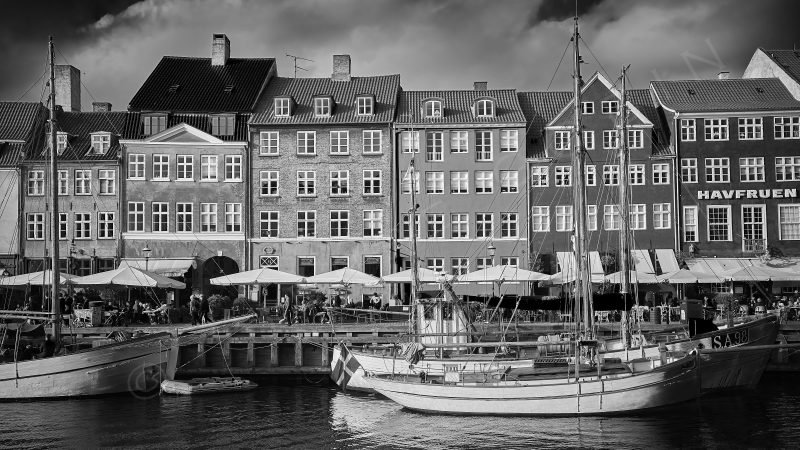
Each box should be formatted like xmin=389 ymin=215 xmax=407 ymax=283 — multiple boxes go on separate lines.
xmin=2 ymin=0 xmax=800 ymax=111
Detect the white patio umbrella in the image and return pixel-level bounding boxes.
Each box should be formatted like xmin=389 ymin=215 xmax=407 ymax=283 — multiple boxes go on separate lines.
xmin=546 ymin=271 xmax=606 ymax=285
xmin=656 ymin=269 xmax=724 ymax=284
xmin=306 ymin=267 xmax=381 ymax=286
xmin=210 ymin=267 xmax=305 ymax=285
xmin=721 ymin=265 xmax=798 ymax=282
xmin=605 ymin=270 xmax=661 ymax=284
xmin=0 ymin=270 xmax=78 ymax=287
xmin=382 ymin=267 xmax=453 ymax=283
xmin=458 ymin=265 xmax=549 ymax=283
xmin=72 ymin=266 xmax=186 ymax=289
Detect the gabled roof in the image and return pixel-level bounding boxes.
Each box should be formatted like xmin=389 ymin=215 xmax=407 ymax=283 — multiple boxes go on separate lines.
xmin=128 ymin=56 xmax=275 ymax=113
xmin=627 ymin=89 xmax=673 ymax=157
xmin=27 ymin=110 xmax=137 ymax=161
xmin=0 ymin=102 xmax=47 ymax=141
xmin=759 ymin=49 xmax=800 ymax=86
xmin=517 ymin=91 xmax=571 ymax=159
xmin=125 ymin=112 xmax=249 ymax=142
xmin=124 ymin=122 xmax=226 ymax=144
xmin=548 ymin=72 xmax=653 ymax=127
xmin=250 ymin=75 xmax=400 ymax=125
xmin=650 ymin=78 xmax=800 ymax=113
xmin=396 ymin=89 xmax=526 ymax=125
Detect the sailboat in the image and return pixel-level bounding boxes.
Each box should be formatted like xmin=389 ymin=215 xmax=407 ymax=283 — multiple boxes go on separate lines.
xmin=362 ymin=18 xmax=703 ymax=415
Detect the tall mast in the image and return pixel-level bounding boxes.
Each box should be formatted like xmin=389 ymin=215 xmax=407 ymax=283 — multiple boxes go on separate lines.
xmin=617 ymin=66 xmax=631 ymax=347
xmin=408 ymin=158 xmax=419 ymax=335
xmin=48 ymin=36 xmax=62 ymax=342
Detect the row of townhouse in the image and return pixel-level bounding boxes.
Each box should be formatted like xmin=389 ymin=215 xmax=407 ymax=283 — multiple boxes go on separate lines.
xmin=2 ymin=35 xmax=800 ymax=304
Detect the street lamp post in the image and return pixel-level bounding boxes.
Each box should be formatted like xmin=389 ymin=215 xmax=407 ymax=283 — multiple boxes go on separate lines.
xmin=487 ymin=240 xmax=496 ymax=298
xmin=143 ymin=245 xmax=152 ymax=272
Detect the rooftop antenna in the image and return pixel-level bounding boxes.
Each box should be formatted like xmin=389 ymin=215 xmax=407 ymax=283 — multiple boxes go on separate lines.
xmin=286 ymin=54 xmax=313 ymax=78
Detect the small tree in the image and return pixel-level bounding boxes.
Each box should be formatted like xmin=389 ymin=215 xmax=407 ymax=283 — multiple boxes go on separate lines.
xmin=713 ymin=293 xmax=740 ymax=327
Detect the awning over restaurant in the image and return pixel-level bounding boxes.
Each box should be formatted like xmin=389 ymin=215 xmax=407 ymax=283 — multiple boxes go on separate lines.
xmin=655 ymin=249 xmax=680 ymax=273
xmin=686 ymin=257 xmax=800 ymax=282
xmin=556 ymin=251 xmax=604 ymax=277
xmin=119 ymin=258 xmax=196 ymax=277
xmin=631 ymin=249 xmax=655 ymax=273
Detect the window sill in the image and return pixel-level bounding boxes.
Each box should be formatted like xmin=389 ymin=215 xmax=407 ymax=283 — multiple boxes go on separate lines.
xmin=127 ymin=178 xmax=146 ymax=181
xmin=199 ymin=179 xmax=219 ymax=183
xmin=151 ymin=178 xmax=171 ymax=182
xmin=329 ymin=153 xmax=350 ymax=156
xmin=175 ymin=179 xmax=194 ymax=182
xmin=362 ymin=152 xmax=383 ymax=156
xmin=223 ymin=179 xmax=243 ymax=183
xmin=259 ymin=153 xmax=280 ymax=157
xmin=363 ymin=193 xmax=383 ymax=197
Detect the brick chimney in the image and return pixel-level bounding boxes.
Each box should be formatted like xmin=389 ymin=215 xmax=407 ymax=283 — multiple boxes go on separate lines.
xmin=55 ymin=65 xmax=81 ymax=112
xmin=332 ymin=55 xmax=351 ymax=82
xmin=474 ymin=81 xmax=488 ymax=91
xmin=92 ymin=102 xmax=112 ymax=112
xmin=717 ymin=71 xmax=730 ymax=80
xmin=212 ymin=34 xmax=230 ymax=66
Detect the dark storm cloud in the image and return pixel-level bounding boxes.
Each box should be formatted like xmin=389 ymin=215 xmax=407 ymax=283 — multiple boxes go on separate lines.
xmin=529 ymin=0 xmax=604 ymax=24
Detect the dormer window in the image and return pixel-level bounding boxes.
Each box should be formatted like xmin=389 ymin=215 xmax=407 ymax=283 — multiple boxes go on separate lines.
xmin=357 ymin=96 xmax=374 ymax=116
xmin=142 ymin=114 xmax=167 ymax=136
xmin=56 ymin=132 xmax=68 ymax=154
xmin=424 ymin=100 xmax=443 ymax=118
xmin=90 ymin=132 xmax=111 ymax=154
xmin=274 ymin=97 xmax=291 ymax=117
xmin=210 ymin=114 xmax=235 ymax=136
xmin=314 ymin=97 xmax=332 ymax=117
xmin=474 ymin=99 xmax=495 ymax=118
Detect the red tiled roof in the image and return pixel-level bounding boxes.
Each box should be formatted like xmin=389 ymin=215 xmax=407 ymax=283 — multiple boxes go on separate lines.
xmin=250 ymin=75 xmax=400 ymax=125
xmin=761 ymin=49 xmax=800 ymax=85
xmin=627 ymin=89 xmax=673 ymax=157
xmin=0 ymin=102 xmax=46 ymax=141
xmin=128 ymin=57 xmax=275 ymax=113
xmin=651 ymin=78 xmax=800 ymax=113
xmin=27 ymin=110 xmax=138 ymax=161
xmin=397 ymin=89 xmax=526 ymax=125
xmin=517 ymin=91 xmax=572 ymax=158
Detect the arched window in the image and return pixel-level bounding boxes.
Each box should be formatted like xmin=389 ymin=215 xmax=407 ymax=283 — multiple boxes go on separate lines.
xmin=475 ymin=99 xmax=494 ymax=118
xmin=424 ymin=100 xmax=442 ymax=118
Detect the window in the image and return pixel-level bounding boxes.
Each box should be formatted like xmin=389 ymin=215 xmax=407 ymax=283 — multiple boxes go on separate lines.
xmin=475 ymin=130 xmax=492 ymax=161
xmin=501 ymin=257 xmax=519 ymax=267
xmin=451 ymin=213 xmax=468 ymax=238
xmin=260 ymin=211 xmax=279 ymax=237
xmin=58 ymin=213 xmax=67 ymax=240
xmin=531 ymin=206 xmax=550 ymax=232
xmin=363 ymin=130 xmax=381 ymax=154
xmin=500 ymin=130 xmax=518 ymax=152
xmin=707 ymin=205 xmax=731 ymax=241
xmin=555 ymin=166 xmax=571 ymax=187
xmin=127 ymin=202 xmax=144 ymax=232
xmin=683 ymin=206 xmax=698 ymax=242
xmin=740 ymin=157 xmax=764 ymax=182
xmin=58 ymin=170 xmax=68 ymax=195
xmin=556 ymin=205 xmax=573 ymax=232
xmin=604 ymin=205 xmax=621 ymax=230
xmin=425 ymin=171 xmax=444 ymax=194
xmin=426 ymin=131 xmax=443 ymax=161
xmin=90 ymin=133 xmax=111 ymax=154
xmin=583 ymin=131 xmax=594 ymax=150
xmin=364 ymin=256 xmax=381 ymax=278
xmin=603 ymin=130 xmax=618 ymax=149
xmin=176 ymin=203 xmax=193 ymax=232
xmin=629 ymin=165 xmax=645 ymax=185
xmin=587 ymin=205 xmax=598 ymax=231
xmin=298 ymin=257 xmax=315 ymax=277
xmin=225 ymin=155 xmax=242 ymax=181
xmin=153 ymin=154 xmax=169 ymax=180
xmin=401 ymin=214 xmax=420 ymax=239
xmin=653 ymin=203 xmax=671 ymax=230
xmin=259 ymin=131 xmax=279 ymax=155
xmin=210 ymin=114 xmax=235 ymax=136
xmin=56 ymin=132 xmax=68 ymax=153
xmin=705 ymin=118 xmax=729 ymax=141
xmin=73 ymin=213 xmax=90 ymax=239
xmin=652 ymin=163 xmax=670 ymax=185
xmin=476 ymin=213 xmax=493 ymax=238
xmin=451 ymin=258 xmax=469 ymax=276
xmin=260 ymin=256 xmax=279 ymax=270
xmin=450 ymin=171 xmax=468 ymax=194
xmin=475 ymin=171 xmax=493 ymax=193
xmin=330 ymin=170 xmax=350 ymax=196
xmin=427 ymin=258 xmax=444 ymax=273
xmin=501 ymin=213 xmax=518 ymax=238
xmin=297 ymin=171 xmax=316 ymax=196
xmin=75 ymin=170 xmax=91 ymax=195
xmin=681 ymin=158 xmax=698 ymax=183
xmin=424 ymin=100 xmax=442 ymax=118
xmin=450 ymin=131 xmax=468 ymax=153
xmin=681 ymin=119 xmax=696 ymax=141
xmin=776 ymin=156 xmax=800 ymax=181
xmin=475 ymin=99 xmax=494 ymax=117
xmin=742 ymin=205 xmax=766 ymax=251
xmin=201 ymin=155 xmax=218 ymax=181
xmin=426 ymin=213 xmax=444 ymax=238
xmin=200 ymin=203 xmax=217 ymax=232
xmin=476 ymin=257 xmax=493 ymax=270
xmin=500 ymin=171 xmax=518 ymax=193
xmin=26 ymin=213 xmax=44 ymax=240
xmin=554 ymin=131 xmax=570 ymax=150
xmin=603 ymin=165 xmax=620 ymax=186
xmin=27 ymin=170 xmax=44 ymax=196
xmin=297 ymin=211 xmax=316 ymax=237
xmin=274 ymin=98 xmax=291 ymax=117
xmin=331 ymin=257 xmax=349 ymax=271
xmin=705 ymin=158 xmax=730 ymax=183
xmin=738 ymin=117 xmax=762 ymax=140
xmin=601 ymin=100 xmax=619 ymax=114
xmin=585 ymin=165 xmax=596 ymax=186
xmin=357 ymin=96 xmax=374 ymax=116
xmin=363 ymin=210 xmax=383 ymax=237
xmin=98 ymin=169 xmax=115 ymax=195
xmin=314 ymin=97 xmax=331 ymax=117
xmin=330 ymin=210 xmax=349 ymax=237
xmin=629 ymin=204 xmax=646 ymax=230
xmin=297 ymin=131 xmax=316 ymax=155
xmin=128 ymin=154 xmax=145 ymax=179
xmin=142 ymin=115 xmax=166 ymax=136
xmin=363 ymin=169 xmax=382 ymax=195
xmin=98 ymin=212 xmax=114 ymax=239
xmin=628 ymin=129 xmax=643 ymax=149
xmin=779 ymin=205 xmax=800 ymax=240
xmin=330 ymin=131 xmax=349 ymax=155
xmin=401 ymin=171 xmax=420 ymax=194
xmin=260 ymin=170 xmax=279 ymax=196
xmin=531 ymin=166 xmax=549 ymax=187
xmin=225 ymin=203 xmax=241 ymax=232
xmin=774 ymin=116 xmax=800 ymax=139
xmin=152 ymin=202 xmax=168 ymax=233
xmin=400 ymin=131 xmax=420 ymax=153
xmin=582 ymin=102 xmax=594 ymax=114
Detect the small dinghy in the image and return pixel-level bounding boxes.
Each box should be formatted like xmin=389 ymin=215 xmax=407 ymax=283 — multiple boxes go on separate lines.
xmin=161 ymin=377 xmax=257 ymax=395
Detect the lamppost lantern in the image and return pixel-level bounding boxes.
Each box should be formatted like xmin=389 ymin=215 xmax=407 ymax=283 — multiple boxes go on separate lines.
xmin=143 ymin=245 xmax=152 ymax=271
xmin=487 ymin=241 xmax=496 ymax=260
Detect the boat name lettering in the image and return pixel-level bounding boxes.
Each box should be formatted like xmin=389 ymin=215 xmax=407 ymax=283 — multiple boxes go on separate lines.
xmin=697 ymin=189 xmax=797 ymax=200
xmin=711 ymin=329 xmax=749 ymax=348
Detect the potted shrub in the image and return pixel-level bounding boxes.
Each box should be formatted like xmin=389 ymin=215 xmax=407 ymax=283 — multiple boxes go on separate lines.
xmin=208 ymin=294 xmax=233 ymax=320
xmin=713 ymin=293 xmax=740 ymax=327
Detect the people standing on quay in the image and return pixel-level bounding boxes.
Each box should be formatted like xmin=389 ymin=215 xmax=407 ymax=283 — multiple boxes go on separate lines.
xmin=200 ymin=294 xmax=213 ymax=324
xmin=189 ymin=291 xmax=202 ymax=326
xmin=279 ymin=294 xmax=293 ymax=325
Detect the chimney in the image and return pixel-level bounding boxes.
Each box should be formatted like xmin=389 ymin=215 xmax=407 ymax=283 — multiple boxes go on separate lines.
xmin=474 ymin=81 xmax=488 ymax=91
xmin=717 ymin=71 xmax=730 ymax=80
xmin=332 ymin=55 xmax=351 ymax=82
xmin=92 ymin=102 xmax=112 ymax=112
xmin=55 ymin=65 xmax=81 ymax=112
xmin=212 ymin=34 xmax=230 ymax=66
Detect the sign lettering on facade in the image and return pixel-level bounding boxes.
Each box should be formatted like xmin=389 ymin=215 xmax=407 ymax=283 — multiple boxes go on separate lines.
xmin=696 ymin=189 xmax=798 ymax=200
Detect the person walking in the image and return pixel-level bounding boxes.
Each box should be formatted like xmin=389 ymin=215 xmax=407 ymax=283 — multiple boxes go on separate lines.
xmin=189 ymin=291 xmax=202 ymax=326
xmin=200 ymin=294 xmax=213 ymax=324
xmin=281 ymin=294 xmax=293 ymax=325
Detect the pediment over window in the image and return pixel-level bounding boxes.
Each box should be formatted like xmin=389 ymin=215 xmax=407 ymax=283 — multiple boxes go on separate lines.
xmin=142 ymin=123 xmax=224 ymax=144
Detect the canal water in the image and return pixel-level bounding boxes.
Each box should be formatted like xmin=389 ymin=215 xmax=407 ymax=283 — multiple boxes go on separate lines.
xmin=3 ymin=373 xmax=800 ymax=449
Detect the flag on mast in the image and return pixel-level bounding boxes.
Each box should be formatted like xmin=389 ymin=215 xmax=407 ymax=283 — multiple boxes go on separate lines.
xmin=331 ymin=344 xmax=361 ymax=390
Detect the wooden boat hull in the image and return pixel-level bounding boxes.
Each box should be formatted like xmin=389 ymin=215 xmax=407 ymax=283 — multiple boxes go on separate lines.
xmin=0 ymin=333 xmax=174 ymax=399
xmin=366 ymin=354 xmax=700 ymax=416
xmin=161 ymin=377 xmax=257 ymax=395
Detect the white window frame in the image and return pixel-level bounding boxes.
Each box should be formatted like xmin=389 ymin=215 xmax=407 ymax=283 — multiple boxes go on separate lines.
xmin=630 ymin=204 xmax=647 ymax=230
xmin=555 ymin=166 xmax=571 ymax=187
xmin=501 ymin=212 xmax=518 ymax=238
xmin=581 ymin=102 xmax=594 ymax=115
xmin=628 ymin=164 xmax=645 ymax=185
xmin=274 ymin=98 xmax=291 ymax=117
xmin=450 ymin=213 xmax=468 ymax=238
xmin=400 ymin=131 xmax=420 ymax=153
xmin=587 ymin=205 xmax=598 ymax=231
xmin=705 ymin=157 xmax=730 ymax=183
xmin=314 ymin=97 xmax=331 ymax=117
xmin=604 ymin=205 xmax=621 ymax=231
xmin=57 ymin=170 xmax=68 ymax=195
xmin=424 ymin=100 xmax=442 ymax=118
xmin=176 ymin=203 xmax=193 ymax=233
xmin=738 ymin=117 xmax=763 ymax=140
xmin=601 ymin=100 xmax=619 ymax=114
xmin=475 ymin=213 xmax=493 ymax=238
xmin=177 ymin=155 xmax=194 ymax=181
xmin=27 ymin=170 xmax=45 ymax=196
xmin=297 ymin=170 xmax=316 ymax=197
xmin=554 ymin=131 xmax=570 ymax=151
xmin=776 ymin=156 xmax=800 ymax=182
xmin=500 ymin=130 xmax=518 ymax=152
xmin=628 ymin=129 xmax=643 ymax=149
xmin=602 ymin=130 xmax=618 ymax=149
xmin=681 ymin=119 xmax=696 ymax=142
xmin=585 ymin=165 xmax=596 ymax=186
xmin=259 ymin=131 xmax=279 ymax=155
xmin=475 ymin=130 xmax=493 ymax=161
xmin=330 ymin=210 xmax=349 ymax=237
xmin=426 ymin=131 xmax=443 ymax=161
xmin=475 ymin=99 xmax=494 ymax=118
xmin=603 ymin=165 xmax=620 ymax=186
xmin=450 ymin=131 xmax=468 ymax=153
xmin=531 ymin=206 xmax=550 ymax=232
xmin=425 ymin=171 xmax=444 ymax=194
xmin=330 ymin=130 xmax=349 ymax=155
xmin=201 ymin=155 xmax=218 ymax=181
xmin=297 ymin=131 xmax=316 ymax=155
xmin=741 ymin=204 xmax=766 ymax=252
xmin=583 ymin=130 xmax=594 ymax=150
xmin=500 ymin=171 xmax=518 ymax=193
xmin=426 ymin=213 xmax=444 ymax=239
xmin=450 ymin=171 xmax=468 ymax=194
xmin=401 ymin=171 xmax=420 ymax=194
xmin=128 ymin=153 xmax=145 ymax=180
xmin=363 ymin=169 xmax=382 ymax=195
xmin=778 ymin=204 xmax=800 ymax=240
xmin=26 ymin=213 xmax=45 ymax=240
xmin=127 ymin=202 xmax=144 ymax=232
xmin=363 ymin=210 xmax=383 ymax=237
xmin=704 ymin=118 xmax=729 ymax=141
xmin=531 ymin=166 xmax=549 ymax=187
xmin=225 ymin=203 xmax=242 ymax=232
xmin=357 ymin=96 xmax=374 ymax=116
xmin=330 ymin=170 xmax=350 ymax=196
xmin=224 ymin=155 xmax=242 ymax=181
xmin=681 ymin=158 xmax=697 ymax=183
xmin=739 ymin=157 xmax=764 ymax=182
xmin=97 ymin=211 xmax=115 ymax=239
xmin=152 ymin=154 xmax=170 ymax=181
xmin=653 ymin=203 xmax=671 ymax=230
xmin=774 ymin=116 xmax=800 ymax=140
xmin=200 ymin=203 xmax=218 ymax=233
xmin=260 ymin=211 xmax=279 ymax=238
xmin=98 ymin=169 xmax=115 ymax=195
xmin=652 ymin=163 xmax=670 ymax=185
xmin=90 ymin=132 xmax=111 ymax=154
xmin=152 ymin=202 xmax=169 ymax=233
xmin=707 ymin=205 xmax=732 ymax=242
xmin=556 ymin=205 xmax=573 ymax=232
xmin=260 ymin=170 xmax=279 ymax=196
xmin=683 ymin=206 xmax=698 ymax=243
xmin=475 ymin=170 xmax=493 ymax=194
xmin=75 ymin=170 xmax=91 ymax=195
xmin=363 ymin=130 xmax=382 ymax=154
